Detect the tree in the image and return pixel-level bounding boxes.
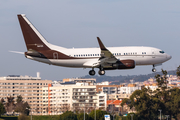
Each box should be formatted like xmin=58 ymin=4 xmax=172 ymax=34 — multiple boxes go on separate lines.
xmin=121 ymin=68 xmax=180 ymax=120
xmin=121 ymin=69 xmax=170 ymax=120
xmin=59 ymin=111 xmax=77 ymax=120
xmin=16 ymin=95 xmax=23 ymax=103
xmin=176 ymin=65 xmax=180 ymax=78
xmin=127 ymin=88 xmax=160 ymax=120
xmin=166 ymin=88 xmax=180 ymax=119
xmin=77 ymin=113 xmax=91 ymax=120
xmin=89 ymin=110 xmax=111 ymax=120
xmin=126 ymin=113 xmax=138 ymax=120
xmin=0 ymin=98 xmax=5 ymax=104
xmin=5 ymin=96 xmax=15 ymax=112
xmin=18 ymin=114 xmax=30 ymax=120
xmin=0 ymin=102 xmax=6 ymax=117
xmin=155 ymin=69 xmax=180 ymax=119
xmin=14 ymin=95 xmax=30 ymax=115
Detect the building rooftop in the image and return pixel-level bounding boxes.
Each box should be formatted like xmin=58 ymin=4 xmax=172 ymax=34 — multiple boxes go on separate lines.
xmin=107 ymin=100 xmax=122 ymax=105
xmin=0 ymin=72 xmax=41 ymax=80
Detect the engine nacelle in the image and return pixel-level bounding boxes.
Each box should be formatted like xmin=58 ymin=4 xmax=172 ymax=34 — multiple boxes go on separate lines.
xmin=112 ymin=60 xmax=135 ymax=69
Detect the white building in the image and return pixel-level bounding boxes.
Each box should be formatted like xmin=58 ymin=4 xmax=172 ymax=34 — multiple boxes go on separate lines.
xmin=96 ymin=92 xmax=107 ymax=111
xmin=119 ymin=86 xmax=141 ymax=94
xmin=145 ymin=84 xmax=158 ymax=91
xmin=42 ymin=80 xmax=97 ymax=115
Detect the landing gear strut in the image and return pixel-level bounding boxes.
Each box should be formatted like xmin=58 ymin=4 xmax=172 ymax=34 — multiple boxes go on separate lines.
xmin=152 ymin=65 xmax=156 ymax=72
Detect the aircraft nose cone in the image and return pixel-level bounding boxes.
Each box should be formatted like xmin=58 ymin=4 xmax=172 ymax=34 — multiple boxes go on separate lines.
xmin=166 ymin=54 xmax=172 ymax=60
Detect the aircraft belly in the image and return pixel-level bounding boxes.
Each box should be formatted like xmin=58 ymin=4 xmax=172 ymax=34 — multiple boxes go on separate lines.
xmin=50 ymin=59 xmax=88 ymax=67
xmin=27 ymin=56 xmax=98 ymax=68
xmin=27 ymin=56 xmax=52 ymax=64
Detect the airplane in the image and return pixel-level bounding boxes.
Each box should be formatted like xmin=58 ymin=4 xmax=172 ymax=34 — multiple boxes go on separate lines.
xmin=17 ymin=14 xmax=172 ymax=76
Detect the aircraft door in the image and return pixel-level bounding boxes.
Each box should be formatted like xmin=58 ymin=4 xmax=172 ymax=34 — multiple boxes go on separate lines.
xmin=151 ymin=49 xmax=156 ymax=58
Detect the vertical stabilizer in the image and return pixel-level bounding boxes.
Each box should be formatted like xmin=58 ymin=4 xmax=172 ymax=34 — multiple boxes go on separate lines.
xmin=17 ymin=14 xmax=50 ymax=51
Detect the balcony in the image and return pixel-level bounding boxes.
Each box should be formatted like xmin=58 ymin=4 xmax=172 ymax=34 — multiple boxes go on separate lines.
xmin=72 ymin=101 xmax=97 ymax=104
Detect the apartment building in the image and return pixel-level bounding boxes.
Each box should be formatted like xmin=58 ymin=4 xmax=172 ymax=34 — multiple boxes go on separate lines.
xmin=96 ymin=84 xmax=141 ymax=100
xmin=145 ymin=83 xmax=158 ymax=91
xmin=41 ymin=84 xmax=72 ymax=115
xmin=63 ymin=78 xmax=96 ymax=85
xmin=0 ymin=73 xmax=145 ymax=115
xmin=96 ymin=85 xmax=124 ymax=94
xmin=40 ymin=79 xmax=98 ymax=115
xmin=72 ymin=85 xmax=97 ymax=113
xmin=0 ymin=73 xmax=52 ymax=115
xmin=119 ymin=84 xmax=141 ymax=94
xmin=96 ymin=92 xmax=107 ymax=111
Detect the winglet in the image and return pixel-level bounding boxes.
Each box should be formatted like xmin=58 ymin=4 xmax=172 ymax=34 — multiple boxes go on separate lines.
xmin=97 ymin=37 xmax=107 ymax=50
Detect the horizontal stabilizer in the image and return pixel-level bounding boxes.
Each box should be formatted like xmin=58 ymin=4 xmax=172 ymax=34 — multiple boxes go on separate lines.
xmin=9 ymin=51 xmax=24 ymax=54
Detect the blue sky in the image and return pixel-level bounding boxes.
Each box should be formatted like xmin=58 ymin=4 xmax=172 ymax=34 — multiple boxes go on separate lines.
xmin=0 ymin=0 xmax=179 ymax=80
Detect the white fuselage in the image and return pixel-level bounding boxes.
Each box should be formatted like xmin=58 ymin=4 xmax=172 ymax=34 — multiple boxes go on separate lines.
xmin=26 ymin=46 xmax=171 ymax=68
xmin=17 ymin=14 xmax=172 ymax=75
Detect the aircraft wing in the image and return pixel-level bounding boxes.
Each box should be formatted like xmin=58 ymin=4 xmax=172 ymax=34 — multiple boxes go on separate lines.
xmin=83 ymin=37 xmax=119 ymax=68
xmin=97 ymin=37 xmax=118 ymax=64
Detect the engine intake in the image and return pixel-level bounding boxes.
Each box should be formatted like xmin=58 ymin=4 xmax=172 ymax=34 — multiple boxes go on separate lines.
xmin=116 ymin=60 xmax=135 ymax=69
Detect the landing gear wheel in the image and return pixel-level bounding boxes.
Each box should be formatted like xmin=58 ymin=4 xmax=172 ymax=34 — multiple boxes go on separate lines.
xmin=89 ymin=70 xmax=95 ymax=76
xmin=98 ymin=70 xmax=105 ymax=75
xmin=152 ymin=68 xmax=156 ymax=72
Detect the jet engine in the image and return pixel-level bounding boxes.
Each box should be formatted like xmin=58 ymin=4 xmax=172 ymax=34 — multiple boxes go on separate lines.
xmin=116 ymin=60 xmax=135 ymax=69
xmin=104 ymin=60 xmax=135 ymax=70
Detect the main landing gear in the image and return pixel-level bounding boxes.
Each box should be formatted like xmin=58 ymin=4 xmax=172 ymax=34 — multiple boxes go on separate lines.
xmin=89 ymin=69 xmax=95 ymax=76
xmin=98 ymin=69 xmax=105 ymax=75
xmin=152 ymin=65 xmax=156 ymax=72
xmin=89 ymin=68 xmax=105 ymax=76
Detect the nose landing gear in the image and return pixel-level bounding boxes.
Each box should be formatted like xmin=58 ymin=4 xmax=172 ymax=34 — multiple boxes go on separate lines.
xmin=152 ymin=65 xmax=156 ymax=72
xmin=152 ymin=68 xmax=156 ymax=72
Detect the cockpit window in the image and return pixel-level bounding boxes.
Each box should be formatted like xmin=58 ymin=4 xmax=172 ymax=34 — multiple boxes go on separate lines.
xmin=159 ymin=51 xmax=165 ymax=54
